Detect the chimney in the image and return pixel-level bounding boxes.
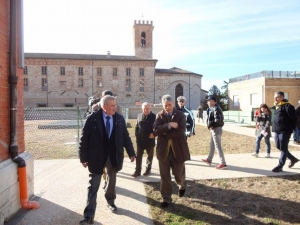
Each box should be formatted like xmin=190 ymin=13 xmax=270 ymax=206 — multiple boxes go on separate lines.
xmin=107 ymin=51 xmax=111 ymax=57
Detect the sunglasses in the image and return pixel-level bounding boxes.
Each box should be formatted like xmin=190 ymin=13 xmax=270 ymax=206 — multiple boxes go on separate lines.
xmin=179 ymin=100 xmax=185 ymax=103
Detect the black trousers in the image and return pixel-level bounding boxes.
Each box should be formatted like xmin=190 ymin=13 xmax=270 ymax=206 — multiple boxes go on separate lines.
xmin=83 ymin=158 xmax=117 ymax=218
xmin=135 ymin=144 xmax=154 ymax=173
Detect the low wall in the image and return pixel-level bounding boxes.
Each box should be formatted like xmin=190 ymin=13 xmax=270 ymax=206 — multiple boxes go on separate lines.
xmin=0 ymin=153 xmax=34 ymax=225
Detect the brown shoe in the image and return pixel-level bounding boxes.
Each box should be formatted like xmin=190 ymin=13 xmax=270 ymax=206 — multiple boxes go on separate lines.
xmin=288 ymin=159 xmax=299 ymax=168
xmin=132 ymin=171 xmax=141 ymax=178
xmin=143 ymin=170 xmax=151 ymax=176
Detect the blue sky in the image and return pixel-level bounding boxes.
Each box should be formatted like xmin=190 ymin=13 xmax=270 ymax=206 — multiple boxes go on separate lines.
xmin=23 ymin=0 xmax=300 ymax=90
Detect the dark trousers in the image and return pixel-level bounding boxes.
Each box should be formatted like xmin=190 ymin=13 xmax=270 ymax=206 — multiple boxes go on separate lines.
xmin=158 ymin=151 xmax=186 ymax=203
xmin=83 ymin=158 xmax=117 ymax=218
xmin=274 ymin=132 xmax=298 ymax=167
xmin=135 ymin=145 xmax=154 ymax=173
xmin=293 ymin=127 xmax=300 ymax=142
xmin=83 ymin=173 xmax=101 ymax=218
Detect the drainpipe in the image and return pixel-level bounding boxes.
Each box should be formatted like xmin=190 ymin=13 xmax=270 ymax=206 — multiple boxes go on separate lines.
xmin=9 ymin=0 xmax=39 ymax=210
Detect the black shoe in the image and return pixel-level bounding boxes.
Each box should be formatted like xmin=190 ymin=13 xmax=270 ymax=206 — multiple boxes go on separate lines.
xmin=178 ymin=189 xmax=186 ymax=197
xmin=79 ymin=217 xmax=94 ymax=224
xmin=132 ymin=171 xmax=141 ymax=178
xmin=272 ymin=166 xmax=283 ymax=172
xmin=107 ymin=204 xmax=117 ymax=213
xmin=288 ymin=159 xmax=299 ymax=168
xmin=160 ymin=202 xmax=169 ymax=208
xmin=143 ymin=170 xmax=151 ymax=176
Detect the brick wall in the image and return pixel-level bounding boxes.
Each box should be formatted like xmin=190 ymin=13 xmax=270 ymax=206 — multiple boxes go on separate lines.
xmin=24 ymin=58 xmax=158 ymax=107
xmin=0 ymin=0 xmax=25 ymax=162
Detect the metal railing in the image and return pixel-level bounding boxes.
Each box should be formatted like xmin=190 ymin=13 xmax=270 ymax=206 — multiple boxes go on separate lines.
xmin=229 ymin=71 xmax=300 ymax=83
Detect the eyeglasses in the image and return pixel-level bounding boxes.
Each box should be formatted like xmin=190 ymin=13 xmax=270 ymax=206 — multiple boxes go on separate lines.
xmin=179 ymin=100 xmax=185 ymax=103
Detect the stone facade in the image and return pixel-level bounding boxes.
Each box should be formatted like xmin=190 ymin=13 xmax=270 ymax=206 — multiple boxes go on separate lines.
xmin=24 ymin=20 xmax=203 ymax=110
xmin=228 ymin=76 xmax=300 ymax=111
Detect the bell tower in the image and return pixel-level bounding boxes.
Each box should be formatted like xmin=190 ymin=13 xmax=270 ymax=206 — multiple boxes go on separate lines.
xmin=133 ymin=20 xmax=154 ymax=59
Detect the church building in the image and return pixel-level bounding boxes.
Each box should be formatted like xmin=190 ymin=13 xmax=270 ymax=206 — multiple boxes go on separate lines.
xmin=24 ymin=20 xmax=204 ymax=110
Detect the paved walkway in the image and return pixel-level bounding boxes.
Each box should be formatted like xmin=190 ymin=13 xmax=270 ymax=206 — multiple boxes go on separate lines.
xmin=7 ymin=123 xmax=300 ymax=225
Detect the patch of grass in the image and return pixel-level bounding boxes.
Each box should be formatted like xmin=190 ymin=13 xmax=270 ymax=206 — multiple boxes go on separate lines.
xmin=25 ymin=119 xmax=300 ymax=159
xmin=145 ymin=175 xmax=300 ymax=225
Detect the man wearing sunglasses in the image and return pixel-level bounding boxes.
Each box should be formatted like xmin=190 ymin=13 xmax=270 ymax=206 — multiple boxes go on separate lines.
xmin=176 ymin=96 xmax=195 ymax=139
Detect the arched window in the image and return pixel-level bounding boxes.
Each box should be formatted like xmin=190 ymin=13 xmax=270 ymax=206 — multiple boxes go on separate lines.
xmin=175 ymin=84 xmax=183 ymax=107
xmin=141 ymin=32 xmax=146 ymax=46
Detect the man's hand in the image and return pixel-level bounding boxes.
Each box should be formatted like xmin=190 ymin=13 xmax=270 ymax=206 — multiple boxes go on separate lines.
xmin=82 ymin=162 xmax=88 ymax=168
xmin=130 ymin=156 xmax=135 ymax=162
xmin=169 ymin=122 xmax=178 ymax=129
xmin=149 ymin=133 xmax=155 ymax=138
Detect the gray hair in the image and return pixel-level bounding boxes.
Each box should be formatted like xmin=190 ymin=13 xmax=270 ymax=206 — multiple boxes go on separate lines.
xmin=274 ymin=91 xmax=284 ymax=98
xmin=161 ymin=95 xmax=173 ymax=103
xmin=100 ymin=95 xmax=116 ymax=108
xmin=141 ymin=102 xmax=151 ymax=109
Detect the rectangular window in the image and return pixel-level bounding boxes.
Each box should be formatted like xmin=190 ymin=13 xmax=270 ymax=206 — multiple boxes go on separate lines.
xmin=126 ymin=79 xmax=131 ymax=92
xmin=139 ymin=79 xmax=144 ymax=92
xmin=60 ymin=67 xmax=65 ymax=75
xmin=24 ymin=66 xmax=28 ymax=75
xmin=78 ymin=79 xmax=83 ymax=87
xmin=60 ymin=81 xmax=66 ymax=87
xmin=97 ymin=79 xmax=103 ymax=87
xmin=113 ymin=68 xmax=117 ymax=76
xmin=42 ymin=78 xmax=47 ymax=91
xmin=24 ymin=78 xmax=28 ymax=91
xmin=250 ymin=93 xmax=258 ymax=106
xmin=78 ymin=67 xmax=83 ymax=76
xmin=233 ymin=95 xmax=239 ymax=107
xmin=284 ymin=92 xmax=289 ymax=100
xmin=42 ymin=66 xmax=47 ymax=75
xmin=97 ymin=67 xmax=102 ymax=76
xmin=126 ymin=68 xmax=131 ymax=76
xmin=140 ymin=68 xmax=144 ymax=76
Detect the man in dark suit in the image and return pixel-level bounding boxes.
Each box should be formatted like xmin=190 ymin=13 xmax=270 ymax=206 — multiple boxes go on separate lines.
xmin=132 ymin=102 xmax=156 ymax=177
xmin=79 ymin=95 xmax=135 ymax=224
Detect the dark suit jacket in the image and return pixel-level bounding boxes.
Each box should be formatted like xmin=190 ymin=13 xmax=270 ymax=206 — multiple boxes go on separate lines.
xmin=79 ymin=108 xmax=135 ymax=174
xmin=135 ymin=112 xmax=156 ymax=148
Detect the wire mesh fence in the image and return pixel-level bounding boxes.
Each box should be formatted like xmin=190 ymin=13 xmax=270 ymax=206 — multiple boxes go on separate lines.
xmin=24 ymin=107 xmax=87 ymax=176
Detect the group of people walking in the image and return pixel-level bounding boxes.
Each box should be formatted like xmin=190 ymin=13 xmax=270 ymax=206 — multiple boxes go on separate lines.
xmin=77 ymin=90 xmax=299 ymax=224
xmin=252 ymin=91 xmax=300 ymax=172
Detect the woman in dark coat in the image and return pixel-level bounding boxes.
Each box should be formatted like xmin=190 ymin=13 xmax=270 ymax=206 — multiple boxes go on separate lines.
xmin=252 ymin=103 xmax=272 ymax=158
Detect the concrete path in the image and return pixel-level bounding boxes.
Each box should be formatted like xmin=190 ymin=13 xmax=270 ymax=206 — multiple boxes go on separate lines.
xmin=6 ymin=123 xmax=300 ymax=225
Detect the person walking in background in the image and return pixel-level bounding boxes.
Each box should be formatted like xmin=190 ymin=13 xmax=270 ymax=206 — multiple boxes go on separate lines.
xmin=197 ymin=105 xmax=204 ymax=123
xmin=293 ymin=100 xmax=300 ymax=144
xmin=153 ymin=95 xmax=190 ymax=208
xmin=251 ymin=104 xmax=272 ymax=158
xmin=78 ymin=95 xmax=135 ymax=224
xmin=176 ymin=96 xmax=195 ymax=138
xmin=132 ymin=102 xmax=156 ymax=178
xmin=271 ymin=91 xmax=299 ymax=172
xmin=202 ymin=96 xmax=227 ymax=169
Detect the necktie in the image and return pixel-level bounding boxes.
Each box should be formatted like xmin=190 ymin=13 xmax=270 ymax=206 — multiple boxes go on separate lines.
xmin=167 ymin=113 xmax=172 ymax=122
xmin=106 ymin=116 xmax=111 ymax=137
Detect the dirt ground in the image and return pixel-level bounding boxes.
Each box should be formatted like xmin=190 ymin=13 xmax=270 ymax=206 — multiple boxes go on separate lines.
xmin=144 ymin=124 xmax=300 ymax=225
